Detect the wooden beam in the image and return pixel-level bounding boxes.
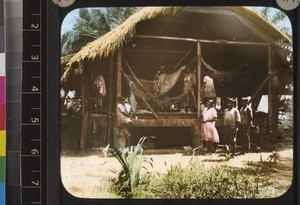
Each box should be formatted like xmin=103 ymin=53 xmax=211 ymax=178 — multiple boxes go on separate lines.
xmin=134 ymin=35 xmax=270 ymax=46
xmin=129 ymin=119 xmax=198 ymax=127
xmin=123 ymin=49 xmax=187 ymax=54
xmin=128 ymin=118 xmax=225 ymax=127
xmin=248 ymin=75 xmax=269 ymax=105
xmin=268 ymin=45 xmax=278 ymax=149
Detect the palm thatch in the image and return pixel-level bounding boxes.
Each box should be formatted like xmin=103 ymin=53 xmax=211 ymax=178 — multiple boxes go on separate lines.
xmin=227 ymin=7 xmax=291 ymax=43
xmin=61 ymin=6 xmax=291 ymax=84
xmin=61 ymin=54 xmax=74 ymax=66
xmin=61 ymin=7 xmax=182 ymax=84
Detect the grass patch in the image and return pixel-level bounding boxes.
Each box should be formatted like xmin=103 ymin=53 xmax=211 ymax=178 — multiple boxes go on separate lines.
xmin=108 ymin=155 xmax=278 ymax=199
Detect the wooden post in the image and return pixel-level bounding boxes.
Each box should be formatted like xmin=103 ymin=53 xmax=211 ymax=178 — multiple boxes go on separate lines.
xmin=81 ymin=65 xmax=86 ymax=117
xmin=114 ymin=48 xmax=124 ymax=148
xmin=193 ymin=41 xmax=202 ymax=148
xmin=107 ymin=56 xmax=114 ymax=145
xmin=268 ymin=45 xmax=278 ymax=150
xmin=116 ymin=49 xmax=122 ymax=101
xmin=197 ymin=42 xmax=202 ymax=117
xmin=79 ymin=65 xmax=88 ymax=152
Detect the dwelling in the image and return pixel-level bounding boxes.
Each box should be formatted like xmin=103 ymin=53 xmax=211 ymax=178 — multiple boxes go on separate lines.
xmin=61 ymin=7 xmax=292 ymax=151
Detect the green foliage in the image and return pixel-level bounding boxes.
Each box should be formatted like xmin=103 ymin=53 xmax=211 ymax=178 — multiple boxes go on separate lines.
xmin=61 ymin=8 xmax=140 ymax=55
xmin=108 ymin=141 xmax=273 ymax=199
xmin=130 ymin=163 xmax=272 ymax=199
xmin=108 ymin=137 xmax=153 ymax=198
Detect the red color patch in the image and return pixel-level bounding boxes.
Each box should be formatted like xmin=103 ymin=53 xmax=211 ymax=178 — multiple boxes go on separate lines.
xmin=0 ymin=104 xmax=5 ymax=130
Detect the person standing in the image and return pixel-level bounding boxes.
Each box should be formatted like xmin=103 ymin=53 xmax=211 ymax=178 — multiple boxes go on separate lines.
xmin=114 ymin=96 xmax=134 ymax=149
xmin=183 ymin=67 xmax=196 ymax=108
xmin=154 ymin=65 xmax=169 ymax=97
xmin=223 ymin=98 xmax=241 ymax=157
xmin=201 ymin=99 xmax=219 ymax=154
xmin=239 ymin=97 xmax=253 ymax=154
xmin=201 ymin=75 xmax=216 ymax=99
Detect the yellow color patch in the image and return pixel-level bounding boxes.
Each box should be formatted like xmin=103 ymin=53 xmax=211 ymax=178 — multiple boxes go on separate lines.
xmin=0 ymin=131 xmax=6 ymax=156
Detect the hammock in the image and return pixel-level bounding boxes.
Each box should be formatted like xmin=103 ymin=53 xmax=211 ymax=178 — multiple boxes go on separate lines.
xmin=128 ymin=69 xmax=183 ymax=97
xmin=201 ymin=58 xmax=246 ymax=80
xmin=126 ymin=77 xmax=190 ymax=107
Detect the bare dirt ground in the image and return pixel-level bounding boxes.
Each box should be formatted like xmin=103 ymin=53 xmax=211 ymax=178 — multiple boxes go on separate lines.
xmin=61 ymin=113 xmax=294 ymax=199
xmin=61 ymin=146 xmax=293 ymax=199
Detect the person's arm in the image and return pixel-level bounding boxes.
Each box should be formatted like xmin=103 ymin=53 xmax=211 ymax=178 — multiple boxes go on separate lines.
xmin=247 ymin=106 xmax=253 ymax=126
xmin=209 ymin=108 xmax=218 ymax=122
xmin=205 ymin=118 xmax=217 ymax=123
xmin=248 ymin=107 xmax=253 ymax=120
xmin=235 ymin=109 xmax=241 ymax=128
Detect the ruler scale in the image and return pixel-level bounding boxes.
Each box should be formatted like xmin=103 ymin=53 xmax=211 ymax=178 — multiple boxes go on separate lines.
xmin=5 ymin=0 xmax=23 ymax=204
xmin=21 ymin=0 xmax=42 ymax=204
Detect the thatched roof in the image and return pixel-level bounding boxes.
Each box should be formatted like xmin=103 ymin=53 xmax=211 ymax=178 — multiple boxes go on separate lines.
xmin=61 ymin=6 xmax=291 ymax=84
xmin=61 ymin=7 xmax=181 ymax=83
xmin=61 ymin=54 xmax=73 ymax=65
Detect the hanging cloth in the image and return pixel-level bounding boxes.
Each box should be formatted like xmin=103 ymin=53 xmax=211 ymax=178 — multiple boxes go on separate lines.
xmin=201 ymin=75 xmax=216 ymax=98
xmin=129 ymin=82 xmax=137 ymax=113
xmin=94 ymin=74 xmax=107 ymax=97
xmin=124 ymin=59 xmax=185 ymax=98
xmin=126 ymin=67 xmax=184 ymax=99
xmin=125 ymin=75 xmax=189 ymax=107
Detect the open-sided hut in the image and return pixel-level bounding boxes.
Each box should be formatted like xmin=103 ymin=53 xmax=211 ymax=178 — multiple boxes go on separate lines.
xmin=61 ymin=7 xmax=292 ymax=151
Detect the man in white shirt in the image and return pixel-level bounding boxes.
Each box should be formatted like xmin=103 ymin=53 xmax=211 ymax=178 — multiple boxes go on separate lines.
xmin=223 ymin=98 xmax=241 ymax=156
xmin=239 ymin=97 xmax=253 ymax=154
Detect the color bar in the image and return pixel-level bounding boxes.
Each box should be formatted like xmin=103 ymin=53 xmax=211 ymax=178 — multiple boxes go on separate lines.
xmin=0 ymin=0 xmax=5 ymax=204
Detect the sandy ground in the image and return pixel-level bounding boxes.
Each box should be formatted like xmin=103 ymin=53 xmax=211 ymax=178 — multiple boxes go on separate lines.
xmin=61 ymin=147 xmax=293 ymax=199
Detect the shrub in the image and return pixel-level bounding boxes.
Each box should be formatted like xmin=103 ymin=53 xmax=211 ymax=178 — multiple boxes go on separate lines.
xmin=134 ymin=163 xmax=271 ymax=199
xmin=108 ymin=137 xmax=153 ymax=198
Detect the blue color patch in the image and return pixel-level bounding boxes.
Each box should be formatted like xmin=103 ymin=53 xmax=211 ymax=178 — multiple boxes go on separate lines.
xmin=0 ymin=183 xmax=5 ymax=205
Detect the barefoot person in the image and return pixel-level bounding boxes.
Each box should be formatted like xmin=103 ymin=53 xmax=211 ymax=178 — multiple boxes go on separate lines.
xmin=201 ymin=99 xmax=219 ymax=154
xmin=114 ymin=96 xmax=134 ymax=149
xmin=223 ymin=98 xmax=240 ymax=157
xmin=239 ymin=97 xmax=253 ymax=154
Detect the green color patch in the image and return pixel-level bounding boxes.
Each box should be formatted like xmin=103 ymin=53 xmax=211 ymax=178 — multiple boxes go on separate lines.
xmin=0 ymin=156 xmax=5 ymax=182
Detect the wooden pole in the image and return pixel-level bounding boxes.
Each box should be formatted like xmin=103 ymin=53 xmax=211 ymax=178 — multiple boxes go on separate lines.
xmin=268 ymin=45 xmax=278 ymax=149
xmin=248 ymin=75 xmax=269 ymax=105
xmin=107 ymin=56 xmax=114 ymax=145
xmin=81 ymin=65 xmax=86 ymax=117
xmin=192 ymin=41 xmax=202 ymax=148
xmin=197 ymin=42 xmax=202 ymax=118
xmin=135 ymin=35 xmax=269 ymax=46
xmin=80 ymin=65 xmax=88 ymax=152
xmin=116 ymin=49 xmax=122 ymax=101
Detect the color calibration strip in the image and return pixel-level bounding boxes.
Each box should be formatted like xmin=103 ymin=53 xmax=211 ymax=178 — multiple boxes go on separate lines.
xmin=5 ymin=0 xmax=22 ymax=204
xmin=0 ymin=0 xmax=5 ymax=204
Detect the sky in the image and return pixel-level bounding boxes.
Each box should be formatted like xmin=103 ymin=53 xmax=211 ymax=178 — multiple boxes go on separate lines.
xmin=61 ymin=6 xmax=292 ymax=36
xmin=61 ymin=9 xmax=79 ymax=34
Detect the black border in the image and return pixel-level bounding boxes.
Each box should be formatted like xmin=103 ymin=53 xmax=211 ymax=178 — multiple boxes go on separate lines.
xmin=46 ymin=0 xmax=299 ymax=204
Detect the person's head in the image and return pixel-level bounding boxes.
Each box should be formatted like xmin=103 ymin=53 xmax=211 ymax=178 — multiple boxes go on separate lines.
xmin=227 ymin=98 xmax=235 ymax=109
xmin=159 ymin=65 xmax=166 ymax=73
xmin=241 ymin=97 xmax=248 ymax=106
xmin=185 ymin=66 xmax=191 ymax=72
xmin=117 ymin=96 xmax=125 ymax=104
xmin=205 ymin=99 xmax=214 ymax=108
